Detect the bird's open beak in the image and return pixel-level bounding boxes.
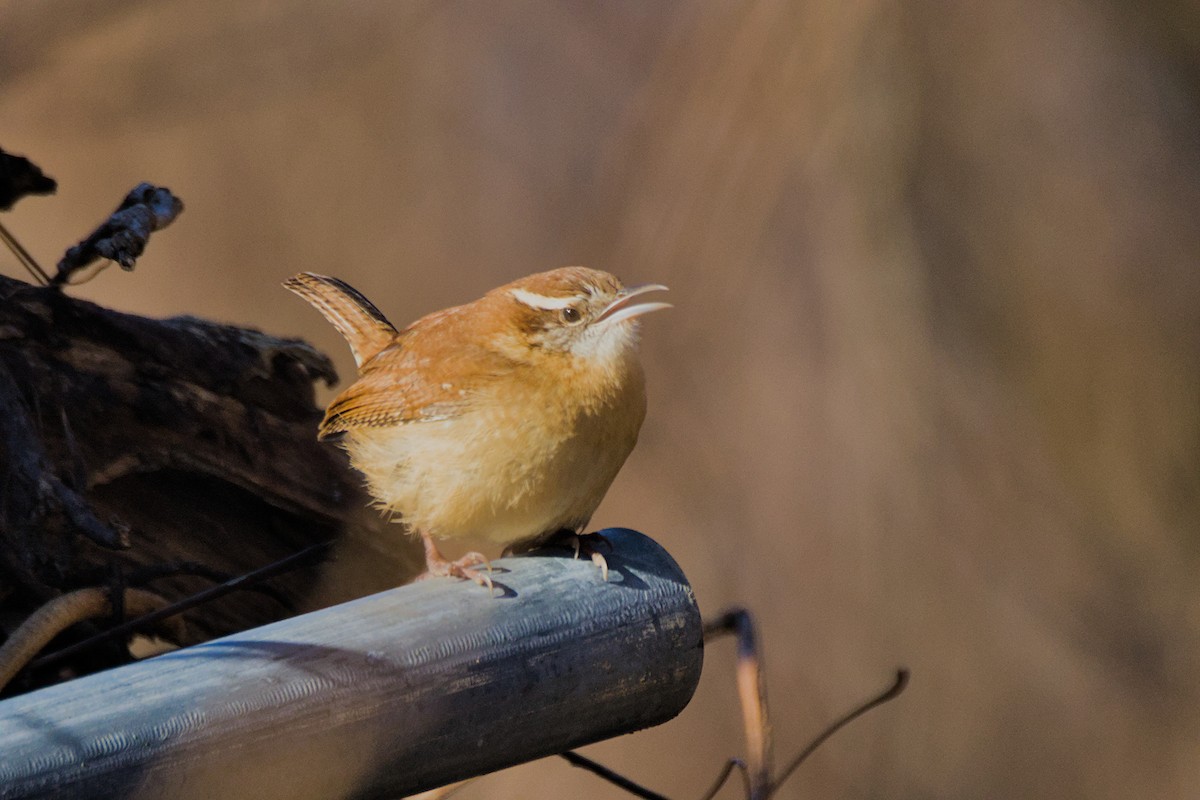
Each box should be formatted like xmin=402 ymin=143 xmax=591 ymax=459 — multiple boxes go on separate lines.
xmin=595 ymin=283 xmax=671 ymax=325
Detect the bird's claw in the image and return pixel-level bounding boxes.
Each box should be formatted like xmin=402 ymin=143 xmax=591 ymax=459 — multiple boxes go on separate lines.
xmin=551 ymin=531 xmax=612 ymax=581
xmin=420 ymin=550 xmax=495 ymax=594
xmin=590 ymin=549 xmax=609 ymax=582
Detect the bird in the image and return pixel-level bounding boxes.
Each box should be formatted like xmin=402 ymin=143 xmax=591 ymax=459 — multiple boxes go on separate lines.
xmin=284 ymin=267 xmax=669 ymax=588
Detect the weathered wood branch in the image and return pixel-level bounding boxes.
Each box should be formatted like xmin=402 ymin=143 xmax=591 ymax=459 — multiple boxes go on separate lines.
xmin=0 ymin=274 xmax=412 ymax=695
xmin=0 ymin=148 xmax=55 ymax=212
xmin=54 ymin=183 xmax=183 ymax=282
xmin=0 ymin=529 xmax=703 ymax=800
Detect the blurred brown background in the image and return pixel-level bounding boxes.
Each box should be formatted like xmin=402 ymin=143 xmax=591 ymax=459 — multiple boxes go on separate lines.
xmin=3 ymin=1 xmax=1198 ymax=797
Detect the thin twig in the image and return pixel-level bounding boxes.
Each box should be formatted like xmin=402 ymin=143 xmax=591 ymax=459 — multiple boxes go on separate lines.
xmin=28 ymin=540 xmax=332 ymax=672
xmin=767 ymin=669 xmax=909 ymax=797
xmin=0 ymin=220 xmax=49 ymax=285
xmin=560 ymin=751 xmax=672 ymax=800
xmin=697 ymin=758 xmax=750 ymax=800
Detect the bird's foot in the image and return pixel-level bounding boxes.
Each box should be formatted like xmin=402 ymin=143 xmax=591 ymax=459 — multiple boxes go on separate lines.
xmin=419 ymin=534 xmax=494 ymax=593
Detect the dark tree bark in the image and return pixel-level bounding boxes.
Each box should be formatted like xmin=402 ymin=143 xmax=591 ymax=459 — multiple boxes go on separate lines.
xmin=0 ymin=274 xmax=412 ymax=695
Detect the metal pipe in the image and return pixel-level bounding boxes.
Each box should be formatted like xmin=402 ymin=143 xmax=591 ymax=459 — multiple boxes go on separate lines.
xmin=0 ymin=529 xmax=703 ymax=800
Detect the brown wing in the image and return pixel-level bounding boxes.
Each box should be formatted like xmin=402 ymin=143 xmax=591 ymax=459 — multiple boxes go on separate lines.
xmin=317 ymin=321 xmax=519 ymax=440
xmin=319 ymin=355 xmax=466 ymax=438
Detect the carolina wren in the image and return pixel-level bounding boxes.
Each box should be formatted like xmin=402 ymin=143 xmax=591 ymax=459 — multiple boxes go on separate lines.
xmin=284 ymin=267 xmax=669 ymax=587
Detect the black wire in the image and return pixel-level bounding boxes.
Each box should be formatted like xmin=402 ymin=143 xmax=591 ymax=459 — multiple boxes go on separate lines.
xmin=560 ymin=751 xmax=672 ymax=800
xmin=28 ymin=540 xmax=332 ymax=672
xmin=125 ymin=561 xmax=296 ymax=612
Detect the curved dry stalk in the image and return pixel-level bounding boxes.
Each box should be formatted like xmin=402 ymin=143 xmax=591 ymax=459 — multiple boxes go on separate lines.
xmin=0 ymin=587 xmax=174 ymax=691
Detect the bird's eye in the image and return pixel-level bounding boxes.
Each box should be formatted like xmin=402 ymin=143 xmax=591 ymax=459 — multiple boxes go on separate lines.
xmin=561 ymin=306 xmax=582 ymax=324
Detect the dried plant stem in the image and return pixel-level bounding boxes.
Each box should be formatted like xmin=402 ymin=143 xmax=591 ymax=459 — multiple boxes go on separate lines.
xmin=704 ymin=608 xmax=771 ymax=799
xmin=0 ymin=587 xmax=172 ymax=691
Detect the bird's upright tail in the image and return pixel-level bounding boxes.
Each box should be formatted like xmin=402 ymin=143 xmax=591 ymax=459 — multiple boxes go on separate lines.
xmin=283 ymin=272 xmax=398 ymax=369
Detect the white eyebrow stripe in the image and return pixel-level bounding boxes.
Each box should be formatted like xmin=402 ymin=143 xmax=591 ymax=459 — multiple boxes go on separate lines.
xmin=509 ymin=288 xmax=580 ymax=310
